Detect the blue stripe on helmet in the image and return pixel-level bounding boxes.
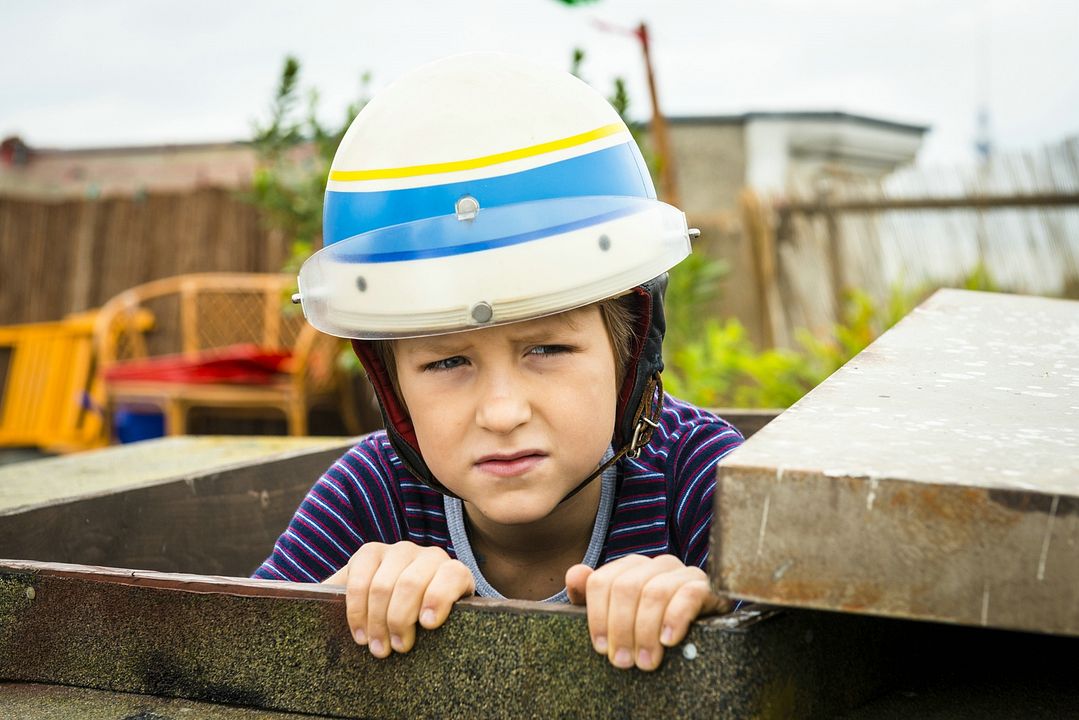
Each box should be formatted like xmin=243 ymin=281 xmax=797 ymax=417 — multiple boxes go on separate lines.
xmin=328 ymin=197 xmax=646 ymax=264
xmin=323 ymin=140 xmax=655 ymax=247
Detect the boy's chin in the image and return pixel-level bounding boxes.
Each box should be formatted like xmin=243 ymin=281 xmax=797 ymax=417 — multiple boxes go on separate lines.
xmin=468 ymin=496 xmax=561 ymax=527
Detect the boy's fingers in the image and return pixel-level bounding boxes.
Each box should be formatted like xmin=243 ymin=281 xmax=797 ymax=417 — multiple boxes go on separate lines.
xmin=564 ymin=564 xmax=592 ymax=605
xmin=344 ymin=543 xmax=387 ymax=646
xmin=601 ymin=556 xmax=681 ymax=669
xmin=385 ymin=548 xmax=454 ymax=653
xmin=633 ymin=570 xmax=693 ymax=671
xmin=364 ymin=545 xmax=421 ymax=658
xmin=659 ymin=576 xmax=715 ymax=648
xmin=582 ymin=555 xmax=642 ymax=656
xmin=419 ymin=560 xmax=475 ymax=630
xmin=322 ymin=566 xmax=347 ymax=585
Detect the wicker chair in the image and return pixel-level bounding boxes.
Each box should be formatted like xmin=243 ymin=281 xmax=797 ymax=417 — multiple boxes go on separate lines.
xmin=93 ymin=273 xmax=355 ymax=437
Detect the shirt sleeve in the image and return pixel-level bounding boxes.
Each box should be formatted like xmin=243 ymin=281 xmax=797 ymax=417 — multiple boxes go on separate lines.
xmin=666 ymin=419 xmax=744 ymax=569
xmin=251 ymin=435 xmax=404 ymax=582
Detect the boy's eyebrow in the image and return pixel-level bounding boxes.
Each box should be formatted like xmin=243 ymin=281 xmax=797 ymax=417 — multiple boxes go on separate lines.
xmin=515 ymin=309 xmax=583 ymax=336
xmin=402 ymin=336 xmax=473 ymax=356
xmin=507 ymin=316 xmax=586 ymax=344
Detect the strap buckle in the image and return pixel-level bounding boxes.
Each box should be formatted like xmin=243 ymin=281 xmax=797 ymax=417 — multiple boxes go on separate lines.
xmin=627 ymin=416 xmax=660 ymax=459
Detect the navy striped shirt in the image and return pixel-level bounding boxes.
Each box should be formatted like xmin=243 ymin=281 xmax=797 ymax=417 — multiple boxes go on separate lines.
xmin=253 ymin=394 xmax=743 ymax=585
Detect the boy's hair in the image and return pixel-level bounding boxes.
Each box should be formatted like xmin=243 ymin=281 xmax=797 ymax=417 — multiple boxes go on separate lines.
xmin=372 ymin=294 xmax=637 ymax=400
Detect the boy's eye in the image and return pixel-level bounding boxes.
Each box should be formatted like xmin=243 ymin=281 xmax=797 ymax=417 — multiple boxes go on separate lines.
xmin=528 ymin=344 xmax=571 ymax=357
xmin=424 ymin=355 xmax=468 ymax=372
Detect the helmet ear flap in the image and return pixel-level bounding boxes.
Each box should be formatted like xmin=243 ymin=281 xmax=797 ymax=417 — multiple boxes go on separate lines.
xmin=613 ymin=274 xmax=667 ymax=450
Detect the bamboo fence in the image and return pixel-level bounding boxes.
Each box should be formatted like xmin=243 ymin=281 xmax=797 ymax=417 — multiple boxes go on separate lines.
xmin=0 ymin=188 xmax=284 ymax=325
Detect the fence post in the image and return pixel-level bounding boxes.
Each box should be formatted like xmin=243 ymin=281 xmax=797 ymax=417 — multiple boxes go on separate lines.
xmin=821 ymin=189 xmax=846 ymax=321
xmin=740 ymin=189 xmax=780 ymax=348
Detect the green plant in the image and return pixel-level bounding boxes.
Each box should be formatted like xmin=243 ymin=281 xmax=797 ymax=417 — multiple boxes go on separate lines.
xmin=245 ymin=56 xmax=369 ymax=278
xmin=663 ymin=266 xmax=999 ymax=409
xmin=664 ymin=250 xmax=729 ymax=353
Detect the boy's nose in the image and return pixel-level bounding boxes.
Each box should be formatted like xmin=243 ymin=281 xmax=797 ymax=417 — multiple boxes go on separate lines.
xmin=474 ymin=379 xmax=532 ymax=435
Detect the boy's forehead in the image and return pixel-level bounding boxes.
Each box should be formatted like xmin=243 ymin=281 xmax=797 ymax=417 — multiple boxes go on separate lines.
xmin=401 ymin=307 xmax=595 ymax=352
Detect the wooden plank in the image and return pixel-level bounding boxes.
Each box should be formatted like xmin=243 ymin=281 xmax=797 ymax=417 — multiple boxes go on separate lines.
xmin=781 ymin=191 xmax=1079 ymax=214
xmin=714 ymin=289 xmax=1079 ymax=636
xmin=0 ymin=560 xmax=894 ymax=719
xmin=0 ymin=436 xmax=354 ymax=576
xmin=1 ymin=683 xmax=318 ymax=719
xmin=712 ymin=408 xmax=779 ymax=439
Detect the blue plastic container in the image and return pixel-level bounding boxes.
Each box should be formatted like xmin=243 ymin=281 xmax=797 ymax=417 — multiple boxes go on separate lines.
xmin=114 ymin=408 xmax=165 ymax=444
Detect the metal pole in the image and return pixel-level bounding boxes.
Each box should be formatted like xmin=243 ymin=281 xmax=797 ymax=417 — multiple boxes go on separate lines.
xmin=635 ymin=23 xmax=680 ymax=207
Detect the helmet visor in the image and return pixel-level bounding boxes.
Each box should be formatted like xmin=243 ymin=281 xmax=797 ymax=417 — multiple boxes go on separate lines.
xmin=297 ymin=195 xmax=690 ymax=339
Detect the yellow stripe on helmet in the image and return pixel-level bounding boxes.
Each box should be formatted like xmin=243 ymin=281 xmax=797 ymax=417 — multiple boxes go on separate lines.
xmin=329 ymin=123 xmax=626 ymax=182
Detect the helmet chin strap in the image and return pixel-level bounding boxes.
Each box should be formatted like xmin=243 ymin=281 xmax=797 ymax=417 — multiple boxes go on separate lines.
xmin=556 ymin=373 xmax=664 ymax=505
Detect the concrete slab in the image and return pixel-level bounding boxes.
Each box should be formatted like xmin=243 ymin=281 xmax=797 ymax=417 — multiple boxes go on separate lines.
xmin=714 ymin=289 xmax=1079 ymax=636
xmin=0 ymin=436 xmax=357 ymax=576
xmin=0 ymin=435 xmax=350 ymax=513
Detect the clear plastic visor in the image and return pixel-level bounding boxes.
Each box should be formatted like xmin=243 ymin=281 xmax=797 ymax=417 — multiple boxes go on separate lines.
xmin=297 ymin=195 xmax=690 ymax=339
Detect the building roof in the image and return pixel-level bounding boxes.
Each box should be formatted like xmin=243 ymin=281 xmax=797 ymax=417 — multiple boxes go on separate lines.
xmin=665 ymin=111 xmax=929 ymax=135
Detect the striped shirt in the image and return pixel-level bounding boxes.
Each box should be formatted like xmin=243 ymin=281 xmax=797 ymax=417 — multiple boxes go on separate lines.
xmin=253 ymin=394 xmax=743 ymax=587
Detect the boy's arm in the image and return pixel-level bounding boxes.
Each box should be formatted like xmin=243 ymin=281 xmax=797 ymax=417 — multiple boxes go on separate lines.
xmin=669 ymin=420 xmax=744 ymax=567
xmin=252 ymin=437 xmax=405 ymax=582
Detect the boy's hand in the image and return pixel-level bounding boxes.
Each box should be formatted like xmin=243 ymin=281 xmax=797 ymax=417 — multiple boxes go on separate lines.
xmin=565 ymin=554 xmax=731 ymax=671
xmin=323 ymin=542 xmax=475 ymax=658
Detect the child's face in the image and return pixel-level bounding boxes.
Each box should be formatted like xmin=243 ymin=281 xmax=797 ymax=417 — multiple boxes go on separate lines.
xmin=395 ymin=306 xmax=619 ymax=526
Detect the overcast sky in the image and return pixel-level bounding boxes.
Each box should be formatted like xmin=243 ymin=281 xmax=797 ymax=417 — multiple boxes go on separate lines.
xmin=2 ymin=0 xmax=1077 ymax=166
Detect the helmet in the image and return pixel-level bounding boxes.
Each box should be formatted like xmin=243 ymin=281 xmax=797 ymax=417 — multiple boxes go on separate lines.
xmin=295 ymin=53 xmax=692 ymax=496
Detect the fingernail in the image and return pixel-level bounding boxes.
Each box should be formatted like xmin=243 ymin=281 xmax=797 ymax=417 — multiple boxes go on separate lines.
xmin=354 ymin=628 xmax=367 ymax=645
xmin=390 ymin=634 xmax=403 ymax=652
xmin=637 ymin=648 xmax=653 ymax=669
xmin=660 ymin=625 xmax=673 ymax=645
xmin=369 ymin=637 xmax=384 ymax=656
xmin=613 ymin=648 xmax=633 ymax=669
xmin=420 ymin=609 xmax=435 ymax=627
xmin=594 ymin=635 xmax=608 ymax=654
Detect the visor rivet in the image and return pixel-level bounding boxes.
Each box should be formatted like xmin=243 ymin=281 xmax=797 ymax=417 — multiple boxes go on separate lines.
xmin=470 ymin=301 xmax=493 ymax=324
xmin=598 ymin=234 xmax=611 ymax=251
xmin=356 ymin=276 xmax=367 ymax=292
xmin=456 ymin=195 xmax=480 ymax=221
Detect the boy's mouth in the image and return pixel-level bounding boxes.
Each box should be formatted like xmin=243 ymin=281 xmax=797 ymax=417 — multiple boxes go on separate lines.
xmin=474 ymin=450 xmax=548 ymax=478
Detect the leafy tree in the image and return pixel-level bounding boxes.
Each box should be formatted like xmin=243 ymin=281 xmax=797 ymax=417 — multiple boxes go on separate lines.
xmin=246 ymin=56 xmax=369 ymax=278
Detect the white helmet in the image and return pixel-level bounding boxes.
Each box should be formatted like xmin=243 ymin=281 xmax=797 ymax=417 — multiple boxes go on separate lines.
xmin=298 ymin=53 xmax=692 ymax=497
xmin=295 ymin=52 xmax=690 ymax=339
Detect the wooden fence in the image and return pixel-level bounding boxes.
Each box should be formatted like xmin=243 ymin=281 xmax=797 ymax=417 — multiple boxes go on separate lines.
xmin=0 ymin=188 xmax=285 ymax=325
xmin=5 ymin=141 xmax=1076 ymax=355
xmin=743 ymin=139 xmax=1079 ymax=347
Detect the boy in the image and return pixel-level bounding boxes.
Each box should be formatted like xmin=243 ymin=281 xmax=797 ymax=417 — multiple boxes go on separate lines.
xmin=255 ymin=53 xmax=743 ymax=672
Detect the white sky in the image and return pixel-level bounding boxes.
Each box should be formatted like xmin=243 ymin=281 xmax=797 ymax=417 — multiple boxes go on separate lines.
xmin=2 ymin=0 xmax=1077 ymax=166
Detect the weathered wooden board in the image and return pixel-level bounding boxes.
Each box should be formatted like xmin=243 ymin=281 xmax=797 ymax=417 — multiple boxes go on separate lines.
xmin=0 ymin=683 xmax=317 ymax=719
xmin=0 ymin=436 xmax=354 ymax=576
xmin=714 ymin=289 xmax=1079 ymax=636
xmin=0 ymin=560 xmax=893 ymax=720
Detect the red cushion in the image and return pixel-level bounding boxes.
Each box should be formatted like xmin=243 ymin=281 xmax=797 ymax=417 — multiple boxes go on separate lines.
xmin=104 ymin=344 xmax=292 ymax=385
